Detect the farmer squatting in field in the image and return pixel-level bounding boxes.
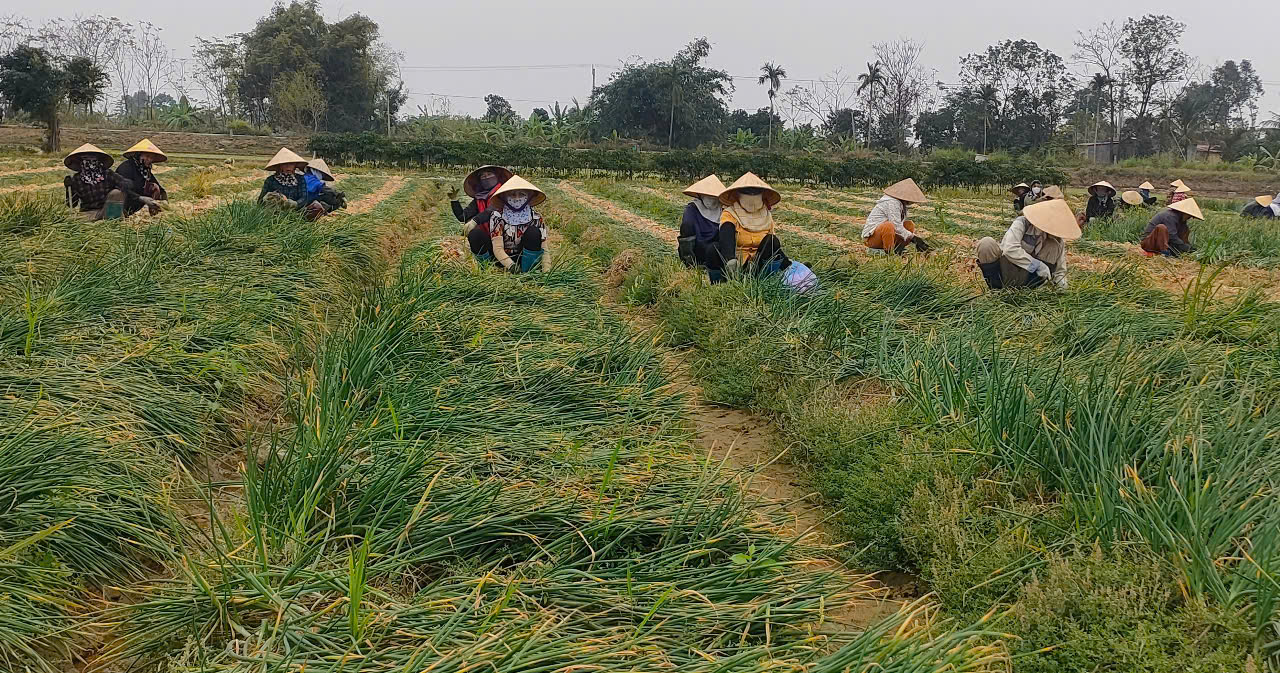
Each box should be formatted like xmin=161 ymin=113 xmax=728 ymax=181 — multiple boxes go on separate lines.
xmin=862 ymin=178 xmax=932 ymax=254
xmin=1141 ymin=198 xmax=1204 ymax=257
xmin=63 ymin=143 xmax=131 ymax=220
xmin=975 ymin=198 xmax=1080 ymax=291
xmin=451 ymin=164 xmax=511 ymax=239
xmin=476 ymin=175 xmax=550 ymax=272
xmin=1083 ymin=181 xmax=1117 ymax=224
xmin=259 ymin=147 xmax=333 ymax=220
xmin=677 ymin=174 xmax=727 ymax=270
xmin=63 ymin=139 xmax=169 ymax=218
xmin=303 ymin=158 xmax=347 ymax=213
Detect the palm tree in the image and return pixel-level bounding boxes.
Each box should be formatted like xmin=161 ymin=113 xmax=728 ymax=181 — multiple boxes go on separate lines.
xmin=856 ymin=61 xmax=884 ymax=148
xmin=758 ymin=62 xmax=787 ymax=149
xmin=978 ymin=84 xmax=999 ymax=154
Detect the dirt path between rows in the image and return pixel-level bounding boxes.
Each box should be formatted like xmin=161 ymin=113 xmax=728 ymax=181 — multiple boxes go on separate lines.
xmin=343 ymin=175 xmax=406 ymax=215
xmin=0 ymin=165 xmax=175 ymax=195
xmin=559 ymin=182 xmax=912 ymax=629
xmin=0 ymin=164 xmax=63 ymax=179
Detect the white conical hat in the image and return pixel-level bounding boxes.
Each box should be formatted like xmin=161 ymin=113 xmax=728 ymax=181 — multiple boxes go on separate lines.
xmin=883 ymin=178 xmax=928 ymax=204
xmin=1023 ymin=198 xmax=1082 ymax=240
xmin=1121 ymin=191 xmax=1143 ymax=206
xmin=265 ymin=147 xmax=308 ymax=170
xmin=1089 ymin=181 xmax=1116 ymax=197
xmin=307 ymin=158 xmax=334 ymax=181
xmin=1257 ymin=195 xmax=1274 ymax=208
xmin=490 ymin=174 xmax=546 ymax=208
xmin=1139 ymin=181 xmax=1155 ymax=190
xmin=1169 ymin=198 xmax=1204 ymax=221
xmin=684 ymin=174 xmax=727 ymax=198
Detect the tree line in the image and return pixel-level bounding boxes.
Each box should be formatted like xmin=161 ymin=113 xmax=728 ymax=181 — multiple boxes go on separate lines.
xmin=0 ymin=1 xmax=404 ymax=150
xmin=0 ymin=8 xmax=1274 ymax=161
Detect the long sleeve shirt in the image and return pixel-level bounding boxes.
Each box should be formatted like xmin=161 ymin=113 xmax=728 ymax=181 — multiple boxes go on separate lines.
xmin=1144 ymin=209 xmax=1192 ymax=252
xmin=862 ymin=195 xmax=911 ymax=239
xmin=1000 ymin=215 xmax=1068 ymax=290
xmin=113 ymin=161 xmax=167 ymax=215
xmin=1085 ymin=196 xmax=1116 ymax=221
xmin=257 ymin=174 xmax=315 ymax=208
xmin=681 ymin=203 xmax=720 ymax=243
xmin=64 ymin=171 xmax=131 ymax=211
xmin=451 ymin=199 xmax=495 ymax=227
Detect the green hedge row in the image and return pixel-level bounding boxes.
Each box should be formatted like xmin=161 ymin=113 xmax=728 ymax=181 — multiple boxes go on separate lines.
xmin=309 ymin=132 xmax=1068 ymax=189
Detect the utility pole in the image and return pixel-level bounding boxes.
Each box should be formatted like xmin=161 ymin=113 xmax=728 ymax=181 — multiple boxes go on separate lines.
xmin=591 ymin=65 xmax=596 ymax=93
xmin=387 ymin=95 xmax=391 ymax=136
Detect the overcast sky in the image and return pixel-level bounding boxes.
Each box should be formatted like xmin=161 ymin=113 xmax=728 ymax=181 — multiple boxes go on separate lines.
xmin=22 ymin=0 xmax=1280 ymax=123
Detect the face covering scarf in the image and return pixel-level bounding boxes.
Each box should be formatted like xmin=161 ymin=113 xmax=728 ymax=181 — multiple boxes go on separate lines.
xmin=275 ymin=169 xmax=299 ymax=187
xmin=475 ymin=174 xmax=500 ymax=200
xmin=694 ymin=195 xmax=722 ymax=221
xmin=79 ymin=157 xmax=107 ymax=185
xmin=501 ymin=192 xmax=533 ymax=226
xmin=131 ymin=155 xmax=154 ymax=182
xmin=727 ymin=191 xmax=773 ymax=233
xmin=1032 ymin=186 xmax=1042 ymax=195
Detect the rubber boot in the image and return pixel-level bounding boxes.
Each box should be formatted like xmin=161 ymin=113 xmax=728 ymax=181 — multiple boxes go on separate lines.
xmin=677 ymin=236 xmax=697 ymax=267
xmin=519 ymin=249 xmax=544 ymax=273
xmin=978 ymin=261 xmax=1003 ymax=289
xmin=893 ymin=240 xmax=909 ymax=255
xmin=708 ymin=269 xmax=725 ymax=284
xmin=103 ymin=190 xmax=124 ymax=220
xmin=912 ymin=237 xmax=931 ymax=253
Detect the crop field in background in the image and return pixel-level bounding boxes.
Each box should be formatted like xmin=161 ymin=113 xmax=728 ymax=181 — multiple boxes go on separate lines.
xmin=1 ymin=161 xmax=1277 ymax=672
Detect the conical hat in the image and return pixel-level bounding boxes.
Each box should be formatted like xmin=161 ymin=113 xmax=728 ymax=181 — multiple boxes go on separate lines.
xmin=1121 ymin=190 xmax=1143 ymax=206
xmin=123 ymin=138 xmax=167 ymax=162
xmin=265 ymin=147 xmax=307 ymax=170
xmin=307 ymin=158 xmax=335 ymax=181
xmin=1139 ymin=181 xmax=1155 ymax=190
xmin=1009 ymin=182 xmax=1030 ymax=194
xmin=684 ymin=174 xmax=727 ymax=198
xmin=63 ymin=143 xmax=112 ymax=170
xmin=1023 ymin=198 xmax=1082 ymax=240
xmin=1169 ymin=198 xmax=1204 ymax=221
xmin=1170 ymin=179 xmax=1187 ymax=189
xmin=1257 ymin=195 xmax=1274 ymax=208
xmin=1174 ymin=184 xmax=1192 ymax=194
xmin=490 ymin=174 xmax=546 ymax=208
xmin=1088 ymin=181 xmax=1116 ymax=197
xmin=883 ymin=178 xmax=928 ymax=204
xmin=463 ymin=165 xmax=514 ymax=198
xmin=1043 ymin=185 xmax=1065 ymax=200
xmin=719 ymin=172 xmax=781 ymax=208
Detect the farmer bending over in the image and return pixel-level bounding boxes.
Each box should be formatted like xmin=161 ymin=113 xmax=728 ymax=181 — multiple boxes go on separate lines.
xmin=677 ymin=174 xmax=726 ymax=269
xmin=452 ymin=165 xmax=511 ymax=236
xmin=1140 ymin=198 xmax=1203 ymax=257
xmin=114 ymin=139 xmax=168 ymax=216
xmin=62 ymin=143 xmax=130 ymax=220
xmin=1083 ymin=181 xmax=1117 ymax=224
xmin=976 ymin=198 xmax=1079 ymax=291
xmin=472 ymin=175 xmax=549 ymax=273
xmin=1168 ymin=180 xmax=1190 ymax=204
xmin=259 ymin=148 xmax=327 ymax=220
xmin=1242 ymin=195 xmax=1278 ymax=218
xmin=863 ymin=178 xmax=931 ymax=255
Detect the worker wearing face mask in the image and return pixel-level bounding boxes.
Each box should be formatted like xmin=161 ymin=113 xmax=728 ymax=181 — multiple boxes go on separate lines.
xmin=451 ymin=165 xmax=513 ymax=240
xmin=1024 ymin=180 xmax=1045 ymax=207
xmin=677 ymin=175 xmax=728 ymax=269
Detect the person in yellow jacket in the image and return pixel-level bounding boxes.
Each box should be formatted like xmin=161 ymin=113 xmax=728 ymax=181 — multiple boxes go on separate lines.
xmin=706 ymin=172 xmax=789 ymax=283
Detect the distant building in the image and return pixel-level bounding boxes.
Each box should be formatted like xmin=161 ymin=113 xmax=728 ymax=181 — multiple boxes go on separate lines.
xmin=1077 ymin=141 xmax=1120 ymax=164
xmin=1186 ymin=143 xmax=1223 ymax=164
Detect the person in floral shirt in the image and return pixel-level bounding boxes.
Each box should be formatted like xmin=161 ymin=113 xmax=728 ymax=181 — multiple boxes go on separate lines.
xmin=472 ymin=175 xmax=550 ymax=273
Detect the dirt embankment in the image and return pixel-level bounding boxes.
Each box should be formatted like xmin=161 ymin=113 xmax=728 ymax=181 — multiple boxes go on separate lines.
xmin=1069 ymin=167 xmax=1279 ymax=198
xmin=0 ymin=125 xmax=307 ymax=157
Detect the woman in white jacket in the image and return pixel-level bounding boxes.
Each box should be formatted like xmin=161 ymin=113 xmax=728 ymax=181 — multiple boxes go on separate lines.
xmin=975 ymin=199 xmax=1080 ymax=290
